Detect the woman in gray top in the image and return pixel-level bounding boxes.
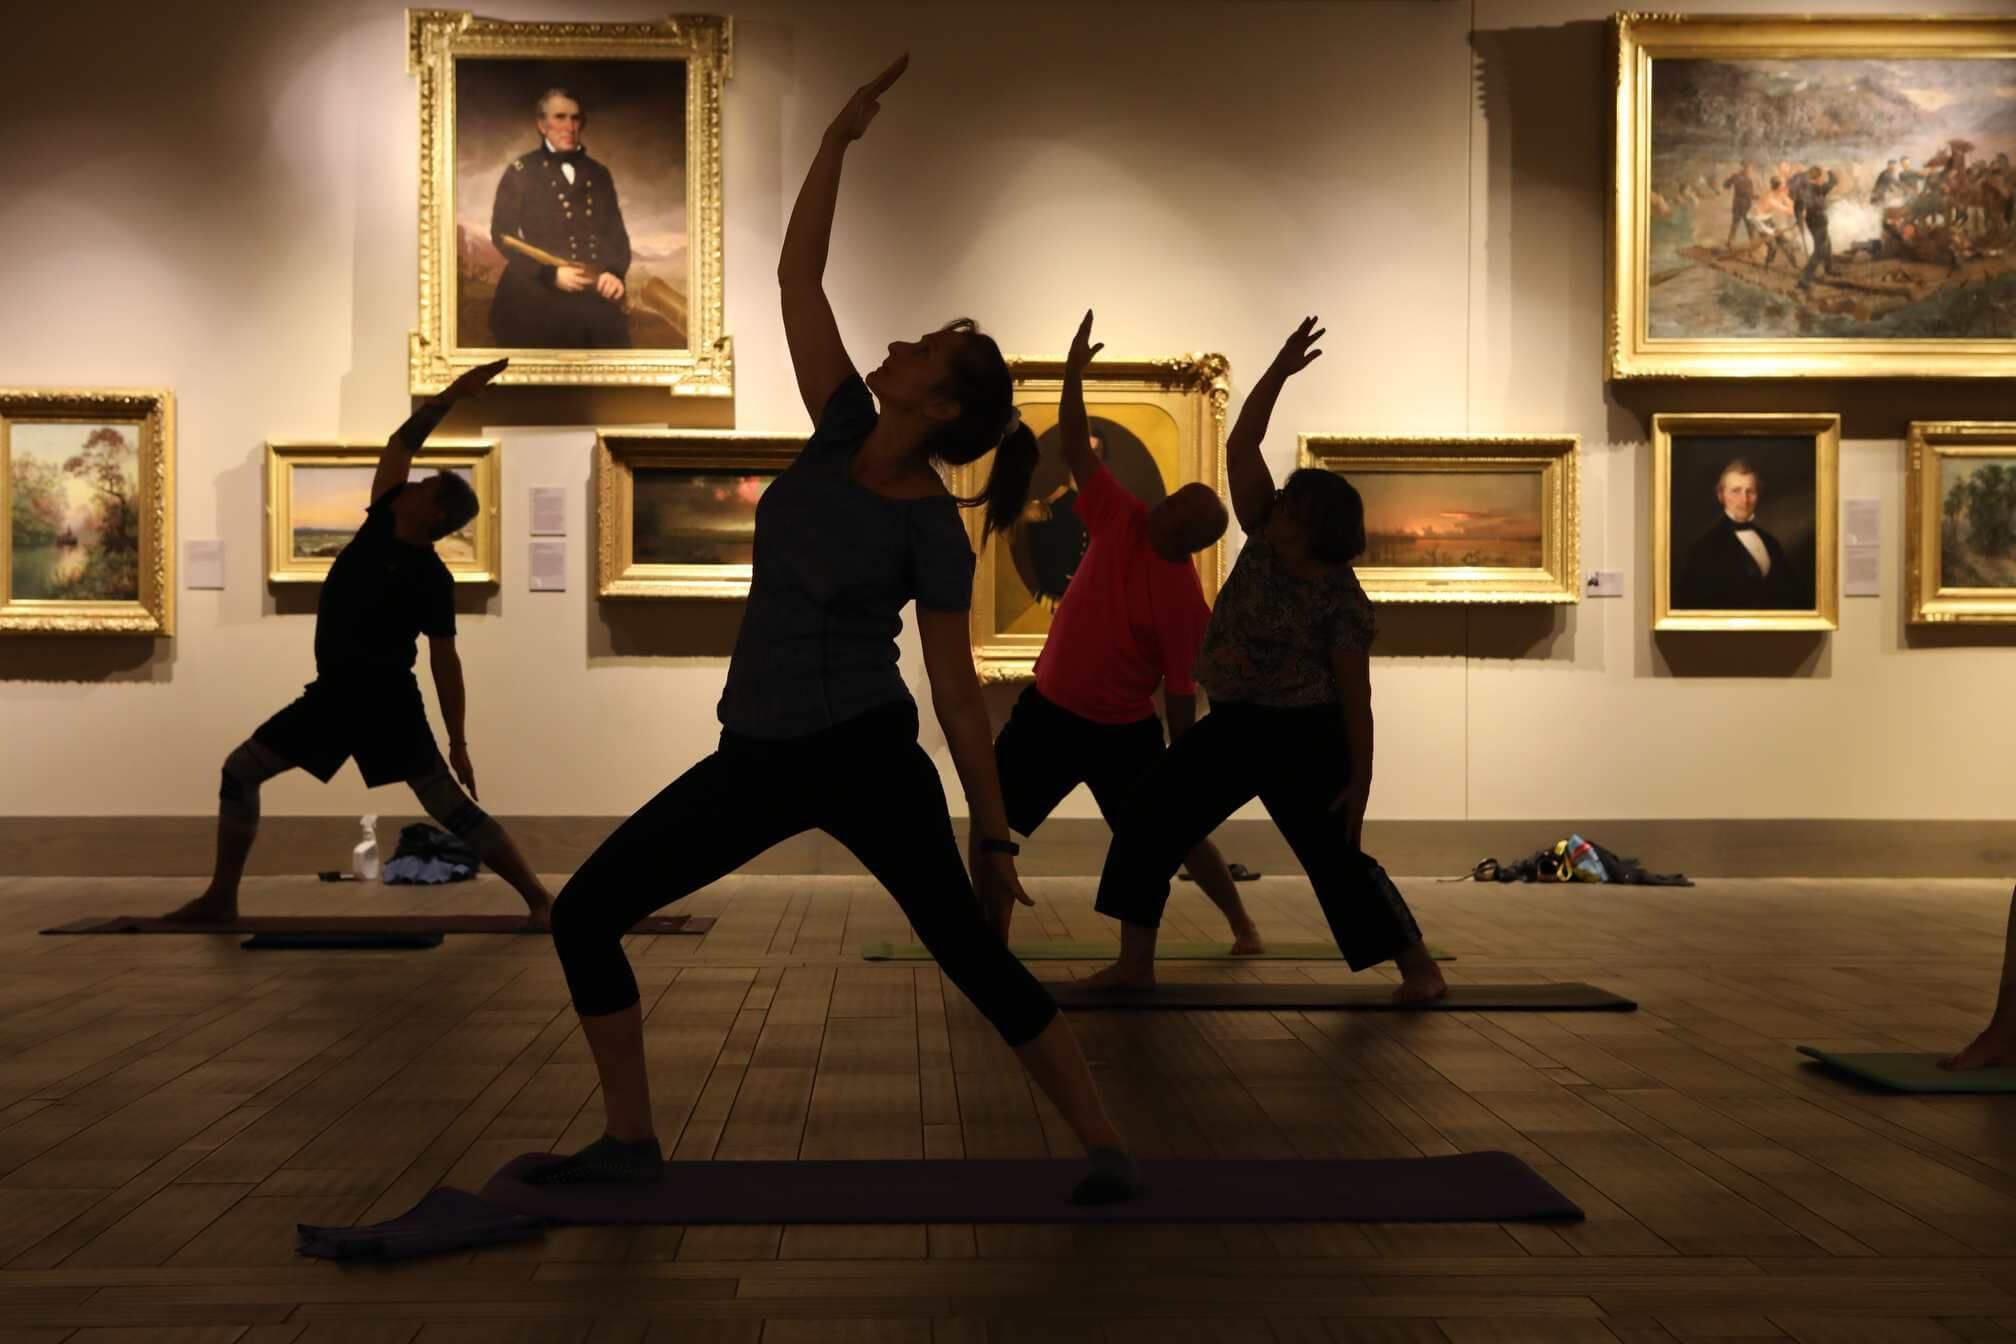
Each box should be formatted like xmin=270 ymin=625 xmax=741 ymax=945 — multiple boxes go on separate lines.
xmin=531 ymin=56 xmax=1141 ymax=1206
xmin=1087 ymin=317 xmax=1446 ymax=1003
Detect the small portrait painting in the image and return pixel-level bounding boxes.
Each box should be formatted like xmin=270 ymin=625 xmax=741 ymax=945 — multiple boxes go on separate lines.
xmin=1654 ymin=414 xmax=1838 ymax=630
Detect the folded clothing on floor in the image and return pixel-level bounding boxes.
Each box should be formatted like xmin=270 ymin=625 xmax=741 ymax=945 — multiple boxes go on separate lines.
xmin=382 ymin=822 xmax=480 ymax=885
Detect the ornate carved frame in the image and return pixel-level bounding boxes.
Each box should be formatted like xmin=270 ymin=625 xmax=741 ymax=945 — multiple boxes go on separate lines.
xmin=0 ymin=388 xmax=174 ymax=636
xmin=264 ymin=439 xmax=502 ymax=585
xmin=407 ymin=10 xmax=732 ymax=394
xmin=1609 ymin=13 xmax=2016 ymax=379
xmin=595 ymin=429 xmax=801 ymax=599
xmin=1906 ymin=420 xmax=2016 ymax=625
xmin=1297 ymin=436 xmax=1581 ymax=605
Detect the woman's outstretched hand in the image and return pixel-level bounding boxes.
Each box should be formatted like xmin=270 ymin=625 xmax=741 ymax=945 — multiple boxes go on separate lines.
xmin=1065 ymin=309 xmax=1104 ymax=379
xmin=827 ymin=54 xmax=909 ymax=144
xmin=1266 ymin=316 xmax=1325 ymax=381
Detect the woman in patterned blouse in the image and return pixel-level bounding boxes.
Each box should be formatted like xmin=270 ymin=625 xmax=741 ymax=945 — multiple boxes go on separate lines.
xmin=1084 ymin=317 xmax=1446 ymax=1002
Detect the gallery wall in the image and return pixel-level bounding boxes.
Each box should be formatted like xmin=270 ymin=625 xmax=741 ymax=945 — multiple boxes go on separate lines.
xmin=2 ymin=0 xmax=2013 ymax=833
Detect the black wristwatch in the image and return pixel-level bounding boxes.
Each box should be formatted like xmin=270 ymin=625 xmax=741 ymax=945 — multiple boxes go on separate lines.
xmin=978 ymin=837 xmax=1021 ymax=857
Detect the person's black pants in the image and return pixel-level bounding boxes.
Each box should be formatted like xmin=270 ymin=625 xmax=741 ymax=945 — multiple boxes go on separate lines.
xmin=550 ymin=700 xmax=1057 ymax=1046
xmin=1094 ymin=700 xmax=1422 ymax=971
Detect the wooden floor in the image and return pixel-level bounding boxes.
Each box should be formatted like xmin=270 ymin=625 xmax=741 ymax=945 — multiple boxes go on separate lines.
xmin=2 ymin=872 xmax=2014 ymax=1343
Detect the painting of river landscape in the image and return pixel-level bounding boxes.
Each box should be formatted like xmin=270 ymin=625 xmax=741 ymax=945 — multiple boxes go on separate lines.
xmin=1646 ymin=55 xmax=2016 ymax=342
xmin=8 ymin=420 xmax=143 ymax=602
xmin=288 ymin=465 xmax=478 ymax=566
xmin=1356 ymin=471 xmax=1544 ymax=570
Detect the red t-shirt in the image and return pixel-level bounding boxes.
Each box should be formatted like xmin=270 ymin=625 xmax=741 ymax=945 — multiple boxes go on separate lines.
xmin=1033 ymin=464 xmax=1212 ymax=725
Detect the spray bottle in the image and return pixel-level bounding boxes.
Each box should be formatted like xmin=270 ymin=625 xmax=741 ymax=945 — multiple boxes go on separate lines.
xmin=352 ymin=815 xmax=380 ymax=882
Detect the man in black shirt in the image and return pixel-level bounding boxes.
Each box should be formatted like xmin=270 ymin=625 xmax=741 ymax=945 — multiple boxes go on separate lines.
xmin=166 ymin=359 xmax=553 ymax=927
xmin=1722 ymin=161 xmax=1758 ymax=249
xmin=1796 ymin=165 xmax=1840 ymax=291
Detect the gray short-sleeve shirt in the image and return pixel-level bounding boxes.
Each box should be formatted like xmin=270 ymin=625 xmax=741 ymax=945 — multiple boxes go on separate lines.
xmin=1191 ymin=528 xmax=1375 ymax=708
xmin=716 ymin=376 xmax=976 ymax=739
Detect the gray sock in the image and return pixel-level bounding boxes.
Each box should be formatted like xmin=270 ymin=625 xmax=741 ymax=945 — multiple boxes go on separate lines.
xmin=521 ymin=1134 xmax=663 ymax=1186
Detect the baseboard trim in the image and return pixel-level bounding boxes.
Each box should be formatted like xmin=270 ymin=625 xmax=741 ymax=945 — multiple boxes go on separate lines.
xmin=3 ymin=816 xmax=2011 ymax=879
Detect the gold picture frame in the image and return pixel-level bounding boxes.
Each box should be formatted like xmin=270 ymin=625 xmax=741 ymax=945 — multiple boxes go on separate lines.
xmin=595 ymin=430 xmax=800 ymax=599
xmin=1653 ymin=412 xmax=1839 ymax=632
xmin=948 ymin=355 xmax=1229 ymax=683
xmin=1 ymin=388 xmax=173 ymax=636
xmin=1907 ymin=421 xmax=2016 ymax=625
xmin=1297 ymin=436 xmax=1580 ymax=605
xmin=266 ymin=440 xmax=501 ymax=585
xmin=407 ymin=10 xmax=732 ymax=394
xmin=1609 ymin=13 xmax=2016 ymax=380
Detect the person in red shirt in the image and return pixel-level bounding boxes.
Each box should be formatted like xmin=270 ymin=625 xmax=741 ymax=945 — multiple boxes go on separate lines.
xmin=989 ymin=310 xmax=1262 ymax=952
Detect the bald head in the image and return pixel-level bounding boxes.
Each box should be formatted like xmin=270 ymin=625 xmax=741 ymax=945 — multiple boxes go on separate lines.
xmin=1145 ymin=483 xmax=1229 ymax=563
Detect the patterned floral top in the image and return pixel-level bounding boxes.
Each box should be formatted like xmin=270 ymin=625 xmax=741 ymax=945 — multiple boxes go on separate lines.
xmin=1192 ymin=529 xmax=1376 ymax=708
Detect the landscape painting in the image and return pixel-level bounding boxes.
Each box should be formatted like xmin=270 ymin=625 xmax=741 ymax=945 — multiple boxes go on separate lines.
xmin=1356 ymin=472 xmax=1543 ymax=570
xmin=1907 ymin=422 xmax=2016 ymax=623
xmin=1 ymin=388 xmax=173 ymax=635
xmin=595 ymin=430 xmax=800 ymax=598
xmin=288 ymin=465 xmax=479 ymax=566
xmin=9 ymin=421 xmax=143 ymax=602
xmin=630 ymin=467 xmax=772 ymax=567
xmin=266 ymin=441 xmax=497 ymax=585
xmin=1611 ymin=16 xmax=2016 ymax=378
xmin=1297 ymin=436 xmax=1579 ymax=604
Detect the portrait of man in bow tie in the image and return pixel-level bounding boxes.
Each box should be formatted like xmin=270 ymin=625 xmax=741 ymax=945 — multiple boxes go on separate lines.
xmin=446 ymin=56 xmax=695 ymax=357
xmin=1674 ymin=455 xmax=1810 ymax=612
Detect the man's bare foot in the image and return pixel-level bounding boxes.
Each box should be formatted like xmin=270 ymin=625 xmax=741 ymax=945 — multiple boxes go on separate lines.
xmin=1081 ymin=961 xmax=1155 ymax=992
xmin=523 ymin=899 xmax=552 ymax=933
xmin=1392 ymin=967 xmax=1448 ymax=1004
xmin=1940 ymin=1025 xmax=2016 ymax=1071
xmin=1229 ymin=924 xmax=1266 ymax=956
xmin=163 ymin=890 xmax=237 ymax=924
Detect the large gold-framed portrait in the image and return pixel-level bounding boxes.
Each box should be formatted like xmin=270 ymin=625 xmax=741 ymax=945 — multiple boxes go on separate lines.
xmin=1297 ymin=436 xmax=1580 ymax=605
xmin=595 ymin=430 xmax=799 ymax=599
xmin=1653 ymin=412 xmax=1839 ymax=632
xmin=948 ymin=355 xmax=1229 ymax=682
xmin=1609 ymin=13 xmax=2016 ymax=380
xmin=1907 ymin=421 xmax=2016 ymax=625
xmin=266 ymin=440 xmax=501 ymax=585
xmin=408 ymin=10 xmax=731 ymax=395
xmin=1 ymin=389 xmax=174 ymax=636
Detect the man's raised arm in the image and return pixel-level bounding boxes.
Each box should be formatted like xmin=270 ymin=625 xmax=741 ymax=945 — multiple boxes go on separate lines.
xmin=373 ymin=359 xmax=508 ymax=503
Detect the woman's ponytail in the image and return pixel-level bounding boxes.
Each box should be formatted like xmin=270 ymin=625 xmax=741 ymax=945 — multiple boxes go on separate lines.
xmin=925 ymin=318 xmax=1039 ymax=545
xmin=976 ymin=422 xmax=1038 ymax=542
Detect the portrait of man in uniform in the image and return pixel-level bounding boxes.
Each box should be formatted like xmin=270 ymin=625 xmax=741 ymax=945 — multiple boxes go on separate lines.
xmin=487 ymin=89 xmax=633 ymax=349
xmin=450 ymin=57 xmax=694 ymax=353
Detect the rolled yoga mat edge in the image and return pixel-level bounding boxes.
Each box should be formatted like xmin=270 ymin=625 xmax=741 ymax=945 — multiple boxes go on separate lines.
xmin=1796 ymin=1045 xmax=2016 ymax=1093
xmin=43 ymin=914 xmax=713 ymax=936
xmin=862 ymin=938 xmax=1454 ymax=962
xmin=1048 ymin=981 xmax=1635 ymax=1012
xmin=476 ymin=1150 xmax=1583 ymax=1225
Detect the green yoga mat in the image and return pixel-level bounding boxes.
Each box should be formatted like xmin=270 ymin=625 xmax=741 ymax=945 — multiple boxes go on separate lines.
xmin=862 ymin=939 xmax=1453 ymax=962
xmin=1796 ymin=1046 xmax=2016 ymax=1093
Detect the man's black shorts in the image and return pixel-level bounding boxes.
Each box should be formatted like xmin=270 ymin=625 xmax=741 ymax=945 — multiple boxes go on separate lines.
xmin=994 ymin=686 xmax=1166 ymax=837
xmin=252 ymin=674 xmax=441 ymax=788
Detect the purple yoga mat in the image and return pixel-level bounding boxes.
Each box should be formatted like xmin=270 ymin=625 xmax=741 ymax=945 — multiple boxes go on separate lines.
xmin=43 ymin=914 xmax=711 ymax=936
xmin=478 ymin=1151 xmax=1582 ymax=1224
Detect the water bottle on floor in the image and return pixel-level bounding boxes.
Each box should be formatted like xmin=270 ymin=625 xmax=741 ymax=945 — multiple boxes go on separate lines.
xmin=352 ymin=815 xmax=380 ymax=882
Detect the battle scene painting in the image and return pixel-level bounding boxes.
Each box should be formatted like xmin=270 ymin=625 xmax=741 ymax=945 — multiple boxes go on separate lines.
xmin=1647 ymin=57 xmax=2016 ymax=341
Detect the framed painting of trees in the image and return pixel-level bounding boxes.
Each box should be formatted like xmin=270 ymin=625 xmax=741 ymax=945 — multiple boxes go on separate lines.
xmin=1908 ymin=421 xmax=2016 ymax=624
xmin=1 ymin=389 xmax=174 ymax=635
